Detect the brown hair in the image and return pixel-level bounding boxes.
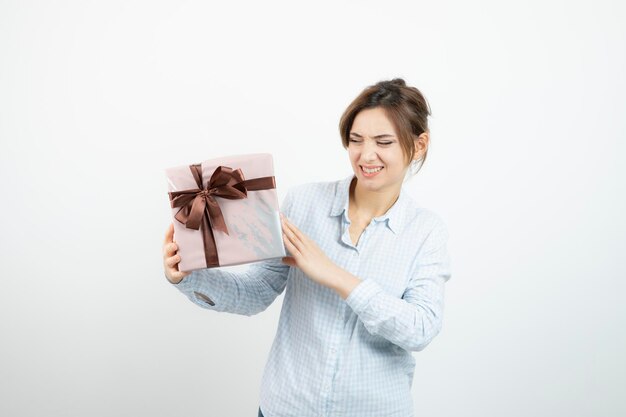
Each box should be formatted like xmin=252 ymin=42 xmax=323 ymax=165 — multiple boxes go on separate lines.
xmin=339 ymin=78 xmax=432 ymax=176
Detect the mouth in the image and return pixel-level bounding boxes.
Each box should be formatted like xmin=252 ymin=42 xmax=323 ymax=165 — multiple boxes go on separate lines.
xmin=360 ymin=165 xmax=384 ymax=177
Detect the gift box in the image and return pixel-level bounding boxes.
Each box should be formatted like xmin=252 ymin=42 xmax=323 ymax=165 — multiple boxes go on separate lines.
xmin=165 ymin=153 xmax=286 ymax=272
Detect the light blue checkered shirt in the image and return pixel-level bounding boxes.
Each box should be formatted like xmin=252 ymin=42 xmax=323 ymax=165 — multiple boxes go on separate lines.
xmin=172 ymin=174 xmax=452 ymax=417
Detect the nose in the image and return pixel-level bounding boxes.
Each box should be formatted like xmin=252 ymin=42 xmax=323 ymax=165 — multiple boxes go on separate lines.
xmin=362 ymin=141 xmax=379 ymax=162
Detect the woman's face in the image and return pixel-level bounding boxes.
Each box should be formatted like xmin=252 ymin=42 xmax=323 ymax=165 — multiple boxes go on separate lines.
xmin=348 ymin=107 xmax=410 ymax=192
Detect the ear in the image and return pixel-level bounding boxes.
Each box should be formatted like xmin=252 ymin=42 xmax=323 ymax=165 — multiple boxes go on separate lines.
xmin=413 ymin=132 xmax=430 ymax=161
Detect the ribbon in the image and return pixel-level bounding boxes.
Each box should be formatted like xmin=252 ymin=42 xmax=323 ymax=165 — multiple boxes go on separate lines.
xmin=168 ymin=164 xmax=276 ymax=267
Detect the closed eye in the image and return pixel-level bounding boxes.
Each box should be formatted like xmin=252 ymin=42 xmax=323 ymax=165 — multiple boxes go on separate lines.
xmin=349 ymin=139 xmax=393 ymax=146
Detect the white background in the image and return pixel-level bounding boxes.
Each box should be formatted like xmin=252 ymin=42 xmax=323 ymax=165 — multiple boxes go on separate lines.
xmin=1 ymin=1 xmax=624 ymax=416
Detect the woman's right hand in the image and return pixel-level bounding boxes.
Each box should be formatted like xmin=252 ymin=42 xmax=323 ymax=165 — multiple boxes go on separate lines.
xmin=163 ymin=223 xmax=191 ymax=284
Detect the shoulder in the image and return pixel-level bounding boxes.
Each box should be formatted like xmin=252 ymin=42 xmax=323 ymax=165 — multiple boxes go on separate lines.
xmin=281 ymin=178 xmax=343 ymax=218
xmin=284 ymin=179 xmax=340 ymax=205
xmin=402 ymin=196 xmax=449 ymax=239
xmin=288 ymin=179 xmax=338 ymax=197
xmin=398 ymin=201 xmax=450 ymax=266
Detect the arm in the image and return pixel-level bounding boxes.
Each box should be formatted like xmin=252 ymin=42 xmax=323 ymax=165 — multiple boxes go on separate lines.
xmin=344 ymin=218 xmax=452 ymax=352
xmin=171 ymin=258 xmax=290 ymax=316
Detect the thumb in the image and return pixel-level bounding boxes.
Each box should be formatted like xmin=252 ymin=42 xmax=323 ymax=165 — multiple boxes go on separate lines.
xmin=164 ymin=223 xmax=174 ymax=243
xmin=281 ymin=256 xmax=296 ymax=267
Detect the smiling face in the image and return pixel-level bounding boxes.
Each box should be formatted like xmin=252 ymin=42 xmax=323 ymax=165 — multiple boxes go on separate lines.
xmin=348 ymin=107 xmax=413 ymax=192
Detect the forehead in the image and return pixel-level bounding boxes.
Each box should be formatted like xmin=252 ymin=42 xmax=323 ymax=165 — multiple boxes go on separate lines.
xmin=351 ymin=107 xmax=397 ymax=136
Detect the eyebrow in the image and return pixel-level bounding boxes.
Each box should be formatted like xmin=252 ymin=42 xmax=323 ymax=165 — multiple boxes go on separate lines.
xmin=349 ymin=132 xmax=396 ymax=139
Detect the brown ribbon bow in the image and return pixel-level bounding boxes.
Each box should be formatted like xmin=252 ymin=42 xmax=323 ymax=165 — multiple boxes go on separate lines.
xmin=168 ymin=164 xmax=276 ymax=267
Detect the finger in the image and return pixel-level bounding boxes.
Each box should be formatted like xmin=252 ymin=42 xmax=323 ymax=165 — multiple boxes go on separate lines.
xmin=164 ymin=223 xmax=174 ymax=244
xmin=165 ymin=254 xmax=181 ymax=268
xmin=282 ymin=221 xmax=305 ymax=253
xmin=282 ymin=232 xmax=300 ymax=257
xmin=163 ymin=242 xmax=179 ymax=257
xmin=282 ymin=217 xmax=305 ymax=248
xmin=282 ymin=216 xmax=309 ymax=246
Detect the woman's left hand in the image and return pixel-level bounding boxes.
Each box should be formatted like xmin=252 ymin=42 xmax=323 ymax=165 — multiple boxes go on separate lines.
xmin=280 ymin=213 xmax=340 ymax=289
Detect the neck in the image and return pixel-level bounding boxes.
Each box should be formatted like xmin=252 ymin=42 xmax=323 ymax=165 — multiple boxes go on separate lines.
xmin=349 ymin=177 xmax=401 ymax=220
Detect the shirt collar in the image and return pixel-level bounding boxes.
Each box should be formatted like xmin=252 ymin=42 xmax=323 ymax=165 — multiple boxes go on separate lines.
xmin=329 ymin=174 xmax=409 ymax=234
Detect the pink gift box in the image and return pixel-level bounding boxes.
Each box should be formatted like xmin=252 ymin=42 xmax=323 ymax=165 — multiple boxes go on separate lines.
xmin=165 ymin=153 xmax=286 ymax=272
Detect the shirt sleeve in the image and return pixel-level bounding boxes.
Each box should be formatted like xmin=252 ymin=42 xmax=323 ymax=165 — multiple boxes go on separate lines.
xmin=345 ymin=216 xmax=452 ymax=352
xmin=169 ymin=189 xmax=295 ymax=316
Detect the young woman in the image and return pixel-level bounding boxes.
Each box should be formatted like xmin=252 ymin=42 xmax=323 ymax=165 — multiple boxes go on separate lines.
xmin=163 ymin=78 xmax=452 ymax=417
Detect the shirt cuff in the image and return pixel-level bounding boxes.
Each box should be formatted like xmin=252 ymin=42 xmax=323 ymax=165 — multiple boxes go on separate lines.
xmin=345 ymin=279 xmax=383 ymax=314
xmin=168 ymin=272 xmax=192 ymax=288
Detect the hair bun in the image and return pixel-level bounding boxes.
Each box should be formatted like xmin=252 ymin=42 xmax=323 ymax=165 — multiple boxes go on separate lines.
xmin=375 ymin=78 xmax=407 ymax=91
xmin=389 ymin=78 xmax=406 ymax=87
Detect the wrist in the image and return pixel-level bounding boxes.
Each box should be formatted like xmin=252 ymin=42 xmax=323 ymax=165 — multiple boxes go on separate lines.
xmin=165 ymin=273 xmax=184 ymax=285
xmin=332 ymin=267 xmax=362 ymax=300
